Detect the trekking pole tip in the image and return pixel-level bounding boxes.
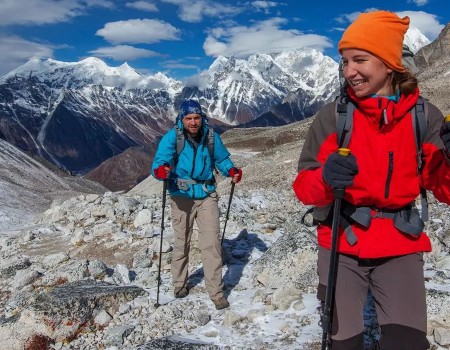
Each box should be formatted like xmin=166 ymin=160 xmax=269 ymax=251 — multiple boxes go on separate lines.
xmin=445 ymin=115 xmax=450 ymax=123
xmin=337 ymin=148 xmax=351 ymax=157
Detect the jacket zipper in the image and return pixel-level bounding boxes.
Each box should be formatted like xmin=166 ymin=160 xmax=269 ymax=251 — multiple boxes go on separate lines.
xmin=384 ymin=151 xmax=394 ymax=198
xmin=190 ymin=144 xmax=197 ymax=178
xmin=188 ymin=144 xmax=197 ymax=197
xmin=199 ymin=156 xmax=207 ymax=177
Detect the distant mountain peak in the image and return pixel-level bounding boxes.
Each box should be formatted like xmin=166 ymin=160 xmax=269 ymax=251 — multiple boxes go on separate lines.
xmin=405 ymin=25 xmax=431 ymax=53
xmin=79 ymin=56 xmax=107 ymax=65
xmin=0 ymin=23 xmax=441 ymax=178
xmin=115 ymin=62 xmax=141 ymax=77
xmin=0 ymin=56 xmax=181 ymax=91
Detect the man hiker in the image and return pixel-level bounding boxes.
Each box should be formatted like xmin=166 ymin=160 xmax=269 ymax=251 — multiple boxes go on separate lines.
xmin=293 ymin=10 xmax=450 ymax=349
xmin=152 ymin=99 xmax=242 ymax=310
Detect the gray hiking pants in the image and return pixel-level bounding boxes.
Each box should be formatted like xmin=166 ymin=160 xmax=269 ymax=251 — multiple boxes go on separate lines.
xmin=170 ymin=193 xmax=224 ymax=299
xmin=318 ymin=246 xmax=430 ymax=350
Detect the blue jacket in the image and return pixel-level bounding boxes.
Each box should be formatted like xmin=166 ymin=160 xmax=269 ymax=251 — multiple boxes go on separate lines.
xmin=152 ymin=116 xmax=235 ymax=199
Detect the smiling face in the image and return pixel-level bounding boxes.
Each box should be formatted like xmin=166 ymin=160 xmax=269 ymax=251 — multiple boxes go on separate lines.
xmin=182 ymin=113 xmax=202 ymax=137
xmin=341 ymin=49 xmax=394 ymax=97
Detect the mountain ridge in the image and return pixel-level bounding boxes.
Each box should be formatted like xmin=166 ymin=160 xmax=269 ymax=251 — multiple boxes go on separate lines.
xmin=0 ymin=47 xmax=340 ymax=176
xmin=0 ymin=24 xmax=447 ymax=190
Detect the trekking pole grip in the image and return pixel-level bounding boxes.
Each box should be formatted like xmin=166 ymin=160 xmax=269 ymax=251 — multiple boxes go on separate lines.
xmin=337 ymin=147 xmax=351 ymax=157
xmin=333 ymin=148 xmax=351 ymax=199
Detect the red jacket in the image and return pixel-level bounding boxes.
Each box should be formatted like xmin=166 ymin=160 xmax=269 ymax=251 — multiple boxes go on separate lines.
xmin=293 ymin=88 xmax=450 ymax=258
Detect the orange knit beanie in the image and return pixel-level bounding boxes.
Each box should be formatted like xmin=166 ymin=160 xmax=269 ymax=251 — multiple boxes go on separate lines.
xmin=338 ymin=11 xmax=410 ymax=72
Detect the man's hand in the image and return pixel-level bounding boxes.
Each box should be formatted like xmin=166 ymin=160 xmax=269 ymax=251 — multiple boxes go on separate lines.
xmin=154 ymin=165 xmax=171 ymax=180
xmin=228 ymin=167 xmax=243 ymax=183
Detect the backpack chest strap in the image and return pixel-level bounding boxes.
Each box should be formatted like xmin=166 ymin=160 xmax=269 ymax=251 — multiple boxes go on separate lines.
xmin=175 ymin=177 xmax=216 ymax=193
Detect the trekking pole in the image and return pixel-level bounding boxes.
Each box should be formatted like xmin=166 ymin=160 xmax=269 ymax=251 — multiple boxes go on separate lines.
xmin=221 ymin=181 xmax=236 ymax=245
xmin=155 ymin=179 xmax=167 ymax=308
xmin=321 ymin=148 xmax=351 ymax=350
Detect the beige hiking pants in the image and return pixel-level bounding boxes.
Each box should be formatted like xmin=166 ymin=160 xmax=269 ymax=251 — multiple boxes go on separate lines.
xmin=170 ymin=193 xmax=224 ymax=299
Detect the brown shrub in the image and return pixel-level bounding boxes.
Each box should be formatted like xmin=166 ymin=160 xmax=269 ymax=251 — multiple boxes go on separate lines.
xmin=24 ymin=334 xmax=54 ymax=350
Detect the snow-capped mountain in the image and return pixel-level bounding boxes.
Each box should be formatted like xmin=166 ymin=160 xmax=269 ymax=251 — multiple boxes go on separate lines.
xmin=404 ymin=25 xmax=431 ymax=53
xmin=0 ymin=57 xmax=182 ymax=93
xmin=0 ymin=25 xmax=434 ymax=175
xmin=180 ymin=48 xmax=339 ymax=125
xmin=0 ymin=49 xmax=339 ymax=173
xmin=0 ymin=57 xmax=179 ymax=173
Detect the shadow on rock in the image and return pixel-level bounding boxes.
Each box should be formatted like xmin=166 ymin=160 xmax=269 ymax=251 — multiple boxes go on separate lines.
xmin=189 ymin=229 xmax=267 ymax=298
xmin=134 ymin=335 xmax=222 ymax=349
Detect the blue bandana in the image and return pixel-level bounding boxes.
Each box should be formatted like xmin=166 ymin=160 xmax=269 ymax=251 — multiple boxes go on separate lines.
xmin=179 ymin=100 xmax=203 ymax=119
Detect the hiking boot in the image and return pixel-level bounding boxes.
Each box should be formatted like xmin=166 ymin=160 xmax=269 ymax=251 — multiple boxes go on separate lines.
xmin=174 ymin=285 xmax=189 ymax=298
xmin=212 ymin=296 xmax=230 ymax=310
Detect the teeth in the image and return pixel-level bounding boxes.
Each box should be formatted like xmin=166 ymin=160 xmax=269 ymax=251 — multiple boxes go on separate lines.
xmin=352 ymin=80 xmax=366 ymax=86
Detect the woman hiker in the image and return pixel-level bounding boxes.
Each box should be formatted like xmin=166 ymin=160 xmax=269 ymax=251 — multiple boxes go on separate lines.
xmin=293 ymin=10 xmax=450 ymax=350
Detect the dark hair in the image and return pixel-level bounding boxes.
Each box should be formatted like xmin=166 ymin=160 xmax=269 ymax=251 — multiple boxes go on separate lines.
xmin=392 ymin=69 xmax=418 ymax=96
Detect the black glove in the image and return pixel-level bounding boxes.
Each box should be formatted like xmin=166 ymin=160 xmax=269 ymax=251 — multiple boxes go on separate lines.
xmin=440 ymin=121 xmax=450 ymax=155
xmin=322 ymin=152 xmax=358 ymax=189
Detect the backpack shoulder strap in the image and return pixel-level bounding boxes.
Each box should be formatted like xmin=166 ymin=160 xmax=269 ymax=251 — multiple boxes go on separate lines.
xmin=312 ymin=95 xmax=354 ymax=225
xmin=174 ymin=125 xmax=185 ymax=165
xmin=411 ymin=96 xmax=428 ymax=155
xmin=206 ymin=126 xmax=215 ymax=160
xmin=175 ymin=125 xmax=185 ymax=155
xmin=410 ymin=95 xmax=429 ymax=221
xmin=335 ymin=94 xmax=355 ymax=148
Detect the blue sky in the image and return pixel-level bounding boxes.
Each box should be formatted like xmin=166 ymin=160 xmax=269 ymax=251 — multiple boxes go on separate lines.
xmin=0 ymin=0 xmax=449 ymax=81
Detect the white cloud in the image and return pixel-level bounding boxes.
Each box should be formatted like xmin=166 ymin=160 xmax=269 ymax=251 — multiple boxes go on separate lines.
xmin=162 ymin=60 xmax=198 ymax=69
xmin=203 ymin=37 xmax=228 ymax=56
xmin=335 ymin=8 xmax=378 ymax=24
xmin=335 ymin=12 xmax=361 ymax=24
xmin=89 ymin=45 xmax=160 ymax=60
xmin=0 ymin=0 xmax=113 ymax=26
xmin=396 ymin=10 xmax=444 ymax=40
xmin=203 ymin=17 xmax=332 ymax=58
xmin=332 ymin=27 xmax=346 ymax=33
xmin=96 ymin=19 xmax=181 ymax=44
xmin=160 ymin=0 xmax=241 ymax=23
xmin=251 ymin=1 xmax=279 ymax=14
xmin=125 ymin=1 xmax=158 ymax=12
xmin=0 ymin=35 xmax=54 ymax=75
xmin=184 ymin=70 xmax=212 ymax=88
xmin=84 ymin=0 xmax=115 ymax=9
xmin=408 ymin=0 xmax=428 ymax=6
